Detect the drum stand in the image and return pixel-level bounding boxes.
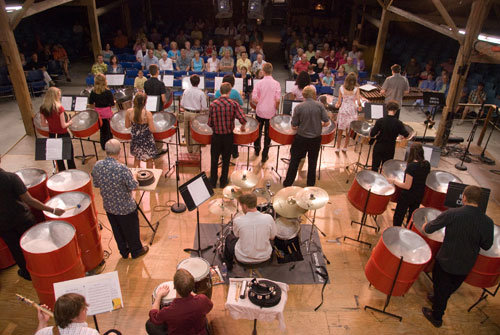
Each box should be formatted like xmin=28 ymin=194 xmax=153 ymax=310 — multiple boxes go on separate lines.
xmin=136 ymin=191 xmax=161 ymax=245
xmin=269 ymin=144 xmax=285 ymax=180
xmin=343 ymin=189 xmax=379 ymax=248
xmin=184 ymin=207 xmax=212 ymax=257
xmin=211 ymin=213 xmax=233 ymax=265
xmin=302 ymin=210 xmax=327 ymax=253
xmin=467 ymin=282 xmax=500 ymax=313
xmin=74 ymin=137 xmax=99 ymax=164
xmin=364 ymin=256 xmax=404 ymax=321
xmin=345 ymin=141 xmax=373 ymax=183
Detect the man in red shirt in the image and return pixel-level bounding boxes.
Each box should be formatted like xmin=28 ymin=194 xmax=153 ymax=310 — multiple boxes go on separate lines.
xmin=293 ymin=54 xmax=310 ymax=77
xmin=147 ymin=269 xmax=213 ymax=335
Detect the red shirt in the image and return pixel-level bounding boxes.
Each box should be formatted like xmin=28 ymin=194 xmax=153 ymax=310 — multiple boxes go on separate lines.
xmin=42 ymin=105 xmax=67 ymax=134
xmin=208 ymin=97 xmax=247 ymax=134
xmin=294 ymin=61 xmax=310 ymax=74
xmin=149 ymin=294 xmax=213 ymax=335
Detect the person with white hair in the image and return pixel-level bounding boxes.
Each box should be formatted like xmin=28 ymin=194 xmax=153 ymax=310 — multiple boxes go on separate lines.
xmin=91 ymin=139 xmax=149 ymax=259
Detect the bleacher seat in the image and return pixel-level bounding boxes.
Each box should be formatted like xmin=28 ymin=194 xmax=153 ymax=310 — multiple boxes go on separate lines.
xmin=319 ymin=86 xmax=334 ymax=95
xmin=121 ymin=62 xmax=133 ymax=69
xmin=235 ymin=73 xmax=242 ymax=78
xmin=126 ymin=54 xmax=137 ymax=62
xmin=85 ymin=75 xmax=94 ymax=86
xmin=205 ymin=72 xmax=217 ymax=79
xmin=189 ymin=71 xmax=204 ymax=76
xmin=174 ymin=71 xmax=187 ymax=78
xmin=124 ymin=77 xmax=135 ymax=86
xmin=26 ymin=70 xmax=46 ymax=95
xmin=126 ymin=69 xmax=138 ymax=78
xmin=142 ymin=70 xmax=149 ymax=77
xmin=218 ymin=72 xmax=233 ymax=77
xmin=205 ymin=80 xmax=215 ymax=90
xmin=132 ymin=62 xmax=142 ymax=70
xmin=160 ymin=70 xmax=174 ymax=75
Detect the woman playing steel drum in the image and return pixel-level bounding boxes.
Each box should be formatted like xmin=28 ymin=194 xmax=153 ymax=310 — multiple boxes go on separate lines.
xmin=88 ymin=73 xmax=115 ymax=150
xmin=388 ymin=143 xmax=430 ymax=227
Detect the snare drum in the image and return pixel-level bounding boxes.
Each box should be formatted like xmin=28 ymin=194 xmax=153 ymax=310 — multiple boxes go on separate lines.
xmin=273 ymin=217 xmax=302 ymax=263
xmin=177 ymin=257 xmax=212 ymax=298
xmin=152 ymin=281 xmax=176 ymax=309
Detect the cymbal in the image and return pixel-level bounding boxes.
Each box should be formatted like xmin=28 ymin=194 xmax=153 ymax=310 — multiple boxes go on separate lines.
xmin=223 ymin=185 xmax=242 ymax=200
xmin=208 ymin=199 xmax=237 ymax=217
xmin=273 ymin=186 xmax=307 ymax=218
xmin=296 ymin=187 xmax=329 ymax=210
xmin=230 ymin=170 xmax=260 ymax=189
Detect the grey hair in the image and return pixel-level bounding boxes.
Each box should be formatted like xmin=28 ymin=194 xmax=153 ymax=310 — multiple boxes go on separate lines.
xmin=105 ymin=139 xmax=121 ymax=156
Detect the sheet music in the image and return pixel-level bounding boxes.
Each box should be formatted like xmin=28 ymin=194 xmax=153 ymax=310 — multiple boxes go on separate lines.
xmin=188 ymin=177 xmax=211 ymax=207
xmin=146 ymin=96 xmax=159 ymax=111
xmin=291 ymin=102 xmax=300 ymax=117
xmin=106 ymin=74 xmax=125 ymax=86
xmin=61 ymin=96 xmax=73 ymax=111
xmin=234 ymin=78 xmax=243 ymax=92
xmin=423 ymin=146 xmax=433 ymax=162
xmin=285 ymin=81 xmax=295 ymax=93
xmin=46 ymin=138 xmax=63 ymax=160
xmin=371 ymin=105 xmax=384 ymax=119
xmin=214 ymin=76 xmax=223 ymax=91
xmin=74 ymin=97 xmax=88 ymax=111
xmin=53 ymin=271 xmax=123 ymax=316
xmin=360 ymin=84 xmax=377 ymax=91
xmin=163 ymin=75 xmax=174 ymax=87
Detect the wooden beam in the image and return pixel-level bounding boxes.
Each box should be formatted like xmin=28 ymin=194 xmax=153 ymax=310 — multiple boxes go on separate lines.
xmin=376 ymin=0 xmax=384 ymax=9
xmin=359 ymin=10 xmax=380 ymax=28
xmin=121 ymin=2 xmax=132 ymax=39
xmin=9 ymin=0 xmax=34 ymax=30
xmin=8 ymin=0 xmax=74 ymax=20
xmin=430 ymin=0 xmax=463 ymax=44
xmin=371 ymin=8 xmax=390 ymax=79
xmin=348 ymin=2 xmax=358 ymax=45
xmin=0 ymin=0 xmax=34 ymax=136
xmin=427 ymin=0 xmax=473 ymax=16
xmin=96 ymin=0 xmax=126 ymax=16
xmin=86 ymin=0 xmax=101 ymax=60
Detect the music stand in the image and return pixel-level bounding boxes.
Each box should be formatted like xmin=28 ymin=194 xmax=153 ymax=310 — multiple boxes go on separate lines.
xmin=146 ymin=95 xmax=161 ymax=112
xmin=405 ymin=142 xmax=441 ymax=167
xmin=444 ymin=182 xmax=490 ymax=213
xmin=105 ymin=74 xmax=125 ymax=87
xmin=363 ymin=103 xmax=386 ymax=120
xmin=180 ymin=172 xmax=214 ymax=256
xmin=35 ymin=138 xmax=73 ymax=172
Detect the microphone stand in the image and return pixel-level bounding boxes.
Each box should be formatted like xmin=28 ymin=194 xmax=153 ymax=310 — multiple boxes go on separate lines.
xmin=171 ymin=125 xmax=186 ymax=213
xmin=455 ymin=103 xmax=483 ymax=171
xmin=479 ymin=106 xmax=498 ymax=166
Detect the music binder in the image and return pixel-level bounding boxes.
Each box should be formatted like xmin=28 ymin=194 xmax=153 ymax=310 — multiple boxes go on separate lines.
xmin=179 ymin=172 xmax=214 ymax=211
xmin=444 ymin=182 xmax=490 ymax=213
xmin=35 ymin=138 xmax=73 ymax=161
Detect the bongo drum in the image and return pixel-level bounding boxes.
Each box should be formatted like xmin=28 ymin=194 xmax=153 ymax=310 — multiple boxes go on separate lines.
xmin=177 ymin=257 xmax=212 ymax=298
xmin=421 ymin=171 xmax=462 ymax=211
xmin=69 ymin=109 xmax=101 ymax=138
xmin=152 ymin=281 xmax=176 ymax=308
xmin=191 ymin=114 xmax=213 ymax=144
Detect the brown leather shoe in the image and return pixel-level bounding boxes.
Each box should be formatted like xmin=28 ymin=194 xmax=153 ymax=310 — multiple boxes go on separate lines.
xmin=132 ymin=246 xmax=149 ymax=259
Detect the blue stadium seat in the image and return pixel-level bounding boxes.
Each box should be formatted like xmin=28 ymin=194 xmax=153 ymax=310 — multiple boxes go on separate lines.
xmin=121 ymin=62 xmax=133 ymax=69
xmin=205 ymin=80 xmax=215 ymax=90
xmin=86 ymin=75 xmax=94 ymax=86
xmin=124 ymin=77 xmax=135 ymax=86
xmin=189 ymin=71 xmax=204 ymax=76
xmin=126 ymin=54 xmax=137 ymax=62
xmin=319 ymin=86 xmax=334 ymax=95
xmin=126 ymin=69 xmax=138 ymax=78
xmin=174 ymin=71 xmax=187 ymax=78
xmin=132 ymin=62 xmax=142 ymax=70
xmin=218 ymin=72 xmax=233 ymax=77
xmin=205 ymin=72 xmax=217 ymax=79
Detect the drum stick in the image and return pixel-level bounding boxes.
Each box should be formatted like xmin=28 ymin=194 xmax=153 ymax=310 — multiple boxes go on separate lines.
xmin=235 ymin=282 xmax=241 ymax=302
xmin=239 ymin=281 xmax=247 ymax=299
xmin=65 ymin=204 xmax=82 ymax=211
xmin=16 ymin=294 xmax=54 ymax=317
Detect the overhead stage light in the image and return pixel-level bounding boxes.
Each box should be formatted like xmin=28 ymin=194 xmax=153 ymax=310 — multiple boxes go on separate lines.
xmin=248 ymin=0 xmax=264 ymax=20
xmin=216 ymin=0 xmax=233 ymax=19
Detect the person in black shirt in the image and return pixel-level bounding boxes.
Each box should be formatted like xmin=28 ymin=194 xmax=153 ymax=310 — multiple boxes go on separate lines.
xmin=389 ymin=142 xmax=430 ymax=226
xmin=370 ymin=100 xmax=409 ymax=172
xmin=24 ymin=52 xmax=55 ymax=88
xmin=422 ymin=185 xmax=494 ymax=327
xmin=143 ymin=64 xmax=167 ymax=109
xmin=88 ymin=74 xmax=115 ymax=150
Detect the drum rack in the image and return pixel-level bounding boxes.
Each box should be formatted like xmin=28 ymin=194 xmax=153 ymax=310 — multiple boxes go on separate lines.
xmin=467 ymin=282 xmax=500 ymax=313
xmin=344 ymin=189 xmax=379 ymax=248
xmin=73 ymin=136 xmax=99 ymax=164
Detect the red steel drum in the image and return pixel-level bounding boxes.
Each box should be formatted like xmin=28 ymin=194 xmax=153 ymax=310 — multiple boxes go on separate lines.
xmin=153 ymin=112 xmax=177 ymax=140
xmin=348 ymin=170 xmax=395 ymax=216
xmin=110 ymin=110 xmax=131 ymax=140
xmin=15 ymin=168 xmax=49 ymax=223
xmin=365 ymin=227 xmax=431 ymax=296
xmin=465 ymin=224 xmax=500 ymax=288
xmin=421 ymin=171 xmax=462 ymax=211
xmin=47 ymin=169 xmax=94 ymax=199
xmin=20 ymin=221 xmax=85 ymax=308
xmin=233 ymin=116 xmax=259 ymax=145
xmin=164 ymin=88 xmax=173 ymax=109
xmin=33 ymin=112 xmax=49 ymax=137
xmin=321 ymin=118 xmax=336 ymax=144
xmin=409 ymin=207 xmax=444 ymax=272
xmin=269 ymin=115 xmax=296 ymax=145
xmin=191 ymin=114 xmax=213 ymax=144
xmin=381 ymin=160 xmax=407 ymax=203
xmin=44 ymin=192 xmax=103 ymax=272
xmin=69 ymin=109 xmax=101 ymax=138
xmin=0 ymin=237 xmax=15 ymax=269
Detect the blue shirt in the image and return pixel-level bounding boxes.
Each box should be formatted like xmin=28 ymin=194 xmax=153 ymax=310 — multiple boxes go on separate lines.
xmin=142 ymin=55 xmax=159 ymax=69
xmin=91 ymin=157 xmax=138 ymax=215
xmin=168 ymin=50 xmax=181 ymax=59
xmin=420 ymin=79 xmax=436 ymax=91
xmin=215 ymin=88 xmax=244 ymax=106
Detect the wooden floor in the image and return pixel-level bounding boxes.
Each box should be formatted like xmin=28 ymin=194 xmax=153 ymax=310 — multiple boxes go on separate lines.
xmin=1 ymin=120 xmax=500 ymax=335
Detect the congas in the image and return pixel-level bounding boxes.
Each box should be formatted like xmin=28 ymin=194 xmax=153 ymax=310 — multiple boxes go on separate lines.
xmin=15 ymin=168 xmax=49 ymax=223
xmin=44 ymin=192 xmax=103 ymax=272
xmin=152 ymin=281 xmax=176 ymax=309
xmin=348 ymin=170 xmax=395 ymax=216
xmin=191 ymin=114 xmax=213 ymax=144
xmin=152 ymin=112 xmax=177 ymax=140
xmin=365 ymin=227 xmax=431 ymax=296
xmin=273 ymin=217 xmax=302 ymax=263
xmin=409 ymin=207 xmax=444 ymax=272
xmin=381 ymin=160 xmax=407 ymax=202
xmin=110 ymin=110 xmax=131 ymax=140
xmin=177 ymin=257 xmax=212 ymax=298
xmin=269 ymin=115 xmax=296 ymax=145
xmin=0 ymin=237 xmax=15 ymax=269
xmin=465 ymin=224 xmax=500 ymax=288
xmin=254 ymin=188 xmax=272 ymax=214
xmin=69 ymin=109 xmax=101 ymax=138
xmin=421 ymin=171 xmax=462 ymax=211
xmin=20 ymin=221 xmax=86 ymax=308
xmin=114 ymin=87 xmax=135 ymax=110
xmin=321 ymin=118 xmax=336 ymax=144
xmin=33 ymin=112 xmax=49 ymax=137
xmin=233 ymin=116 xmax=259 ymax=145
xmin=349 ymin=120 xmax=373 ymax=144
xmin=317 ymin=94 xmax=338 ymax=112
xmin=396 ymin=124 xmax=415 ymax=148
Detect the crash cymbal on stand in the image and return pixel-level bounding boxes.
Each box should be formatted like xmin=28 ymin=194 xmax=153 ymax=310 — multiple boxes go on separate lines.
xmin=230 ymin=170 xmax=260 ymax=189
xmin=208 ymin=199 xmax=237 ymax=217
xmin=223 ymin=185 xmax=242 ymax=200
xmin=296 ymin=187 xmax=329 ymax=210
xmin=272 ymin=186 xmax=307 ymax=218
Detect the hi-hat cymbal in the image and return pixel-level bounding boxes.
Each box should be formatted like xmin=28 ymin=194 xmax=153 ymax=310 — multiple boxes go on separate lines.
xmin=273 ymin=186 xmax=307 ymax=218
xmin=296 ymin=187 xmax=329 ymax=210
xmin=230 ymin=170 xmax=260 ymax=189
xmin=223 ymin=185 xmax=242 ymax=200
xmin=208 ymin=199 xmax=237 ymax=217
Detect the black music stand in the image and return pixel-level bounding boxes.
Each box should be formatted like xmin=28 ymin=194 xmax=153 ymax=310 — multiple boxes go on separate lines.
xmin=444 ymin=182 xmax=490 ymax=213
xmin=468 ymin=282 xmax=500 ymax=313
xmin=180 ymin=172 xmax=214 ymax=256
xmin=363 ymin=103 xmax=386 ymax=120
xmin=405 ymin=142 xmax=441 ymax=168
xmin=343 ymin=188 xmax=379 ymax=248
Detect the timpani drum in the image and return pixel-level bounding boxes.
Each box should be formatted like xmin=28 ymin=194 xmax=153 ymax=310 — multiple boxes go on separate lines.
xmin=191 ymin=114 xmax=213 ymax=144
xmin=20 ymin=221 xmax=86 ymax=308
xmin=114 ymin=87 xmax=135 ymax=110
xmin=177 ymin=257 xmax=212 ymax=298
xmin=421 ymin=171 xmax=462 ymax=211
xmin=110 ymin=110 xmax=131 ymax=140
xmin=44 ymin=192 xmax=104 ymax=272
xmin=269 ymin=115 xmax=296 ymax=145
xmin=152 ymin=112 xmax=177 ymax=140
xmin=69 ymin=109 xmax=101 ymax=138
xmin=381 ymin=160 xmax=407 ymax=203
xmin=465 ymin=224 xmax=500 ymax=288
xmin=365 ymin=227 xmax=431 ymax=296
xmin=152 ymin=281 xmax=176 ymax=309
xmin=348 ymin=170 xmax=395 ymax=216
xmin=349 ymin=120 xmax=373 ymax=144
xmin=33 ymin=112 xmax=49 ymax=137
xmin=15 ymin=168 xmax=49 ymax=223
xmin=321 ymin=118 xmax=336 ymax=144
xmin=233 ymin=116 xmax=259 ymax=145
xmin=0 ymin=237 xmax=15 ymax=269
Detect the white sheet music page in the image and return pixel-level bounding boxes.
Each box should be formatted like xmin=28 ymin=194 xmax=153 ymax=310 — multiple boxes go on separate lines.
xmin=106 ymin=74 xmax=125 ymax=86
xmin=74 ymin=97 xmax=88 ymax=111
xmin=188 ymin=177 xmax=211 ymax=207
xmin=234 ymin=78 xmax=243 ymax=92
xmin=285 ymin=81 xmax=295 ymax=93
xmin=46 ymin=138 xmax=63 ymax=160
xmin=61 ymin=96 xmax=73 ymax=111
xmin=360 ymin=84 xmax=377 ymax=91
xmin=371 ymin=105 xmax=384 ymax=119
xmin=146 ymin=96 xmax=159 ymax=111
xmin=291 ymin=102 xmax=300 ymax=117
xmin=163 ymin=75 xmax=174 ymax=87
xmin=214 ymin=77 xmax=223 ymax=91
xmin=423 ymin=146 xmax=433 ymax=162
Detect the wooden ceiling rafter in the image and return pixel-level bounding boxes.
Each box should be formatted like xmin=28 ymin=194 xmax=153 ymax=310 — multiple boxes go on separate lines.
xmin=9 ymin=0 xmax=35 ymax=30
xmin=430 ymin=0 xmax=463 ymax=44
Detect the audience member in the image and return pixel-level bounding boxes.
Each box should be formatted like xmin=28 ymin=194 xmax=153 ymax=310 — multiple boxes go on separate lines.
xmin=325 ymin=50 xmax=337 ymax=70
xmin=168 ymin=42 xmax=181 ymax=61
xmin=136 ymin=42 xmax=148 ymax=62
xmin=142 ymin=49 xmax=159 ymax=70
xmin=91 ymin=54 xmax=108 ymax=75
xmin=342 ymin=57 xmax=357 ymax=75
xmin=114 ymin=29 xmax=129 ymax=49
xmin=305 ymin=43 xmax=315 ymax=61
xmin=176 ymin=49 xmax=191 ymax=71
xmin=459 ymin=82 xmax=486 ymax=124
xmin=250 ymin=45 xmax=265 ymax=63
xmin=102 ymin=43 xmax=114 ymax=63
xmin=308 ymin=65 xmax=320 ymax=85
xmin=405 ymin=57 xmax=421 ymax=87
xmin=52 ymin=44 xmax=71 ymax=81
xmin=107 ymin=55 xmax=123 ymax=74
xmin=24 ymin=52 xmax=54 ymax=88
xmin=159 ymin=52 xmax=174 ymax=71
xmin=204 ymin=39 xmax=217 ymax=56
xmin=440 ymin=57 xmax=455 ymax=74
xmin=154 ymin=43 xmax=164 ymax=59
xmin=320 ymin=43 xmax=330 ymax=58
xmin=219 ymin=50 xmax=235 ymax=73
xmin=290 ymin=71 xmax=311 ymax=101
xmin=219 ymin=39 xmax=234 ymax=57
xmin=237 ymin=52 xmax=252 ymax=73
xmin=184 ymin=41 xmax=195 ymax=59
xmin=191 ymin=51 xmax=204 ymax=72
xmin=355 ymin=51 xmax=365 ymax=71
xmin=205 ymin=51 xmax=220 ymax=72
xmin=294 ymin=54 xmax=310 ymax=77
xmin=192 ymin=39 xmax=204 ymax=54
xmin=321 ymin=68 xmax=334 ymax=87
xmin=251 ymin=54 xmax=266 ymax=76
xmin=134 ymin=70 xmax=148 ymax=90
xmin=314 ymin=58 xmax=325 ymax=74
xmin=234 ymin=39 xmax=246 ymax=58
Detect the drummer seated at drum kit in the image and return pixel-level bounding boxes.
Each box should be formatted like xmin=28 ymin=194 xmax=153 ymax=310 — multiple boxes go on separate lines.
xmin=223 ymin=193 xmax=277 ymax=271
xmin=147 ymin=269 xmax=213 ymax=335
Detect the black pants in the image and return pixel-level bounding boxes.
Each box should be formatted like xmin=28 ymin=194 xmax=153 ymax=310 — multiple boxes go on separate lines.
xmin=145 ymin=320 xmax=167 ymax=335
xmin=223 ymin=233 xmax=239 ymax=269
xmin=100 ymin=118 xmax=113 ymax=150
xmin=0 ymin=218 xmax=35 ymax=274
xmin=253 ymin=115 xmax=271 ymax=159
xmin=371 ymin=144 xmax=395 ymax=172
xmin=106 ymin=209 xmax=143 ymax=258
xmin=393 ymin=194 xmax=422 ymax=227
xmin=432 ymin=261 xmax=467 ymax=321
xmin=49 ymin=132 xmax=76 ymax=171
xmin=210 ymin=133 xmax=233 ymax=187
xmin=283 ymin=135 xmax=322 ymax=187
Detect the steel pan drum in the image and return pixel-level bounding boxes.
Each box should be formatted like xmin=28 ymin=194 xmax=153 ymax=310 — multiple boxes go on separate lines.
xmin=177 ymin=257 xmax=212 ymax=298
xmin=348 ymin=170 xmax=395 ymax=216
xmin=421 ymin=170 xmax=462 ymax=211
xmin=15 ymin=168 xmax=49 ymax=223
xmin=321 ymin=118 xmax=336 ymax=144
xmin=114 ymin=87 xmax=135 ymax=110
xmin=20 ymin=221 xmax=85 ymax=308
xmin=365 ymin=227 xmax=431 ymax=296
xmin=153 ymin=112 xmax=177 ymax=140
xmin=350 ymin=120 xmax=373 ymax=144
xmin=409 ymin=207 xmax=444 ymax=272
xmin=33 ymin=112 xmax=49 ymax=137
xmin=110 ymin=110 xmax=131 ymax=140
xmin=69 ymin=109 xmax=101 ymax=138
xmin=164 ymin=88 xmax=173 ymax=109
xmin=47 ymin=169 xmax=94 ymax=198
xmin=396 ymin=124 xmax=415 ymax=148
xmin=44 ymin=192 xmax=103 ymax=272
xmin=465 ymin=224 xmax=500 ymax=288
xmin=234 ymin=116 xmax=259 ymax=144
xmin=318 ymin=94 xmax=338 ymax=112
xmin=269 ymin=115 xmax=296 ymax=145
xmin=0 ymin=237 xmax=15 ymax=269
xmin=381 ymin=160 xmax=407 ymax=202
xmin=191 ymin=114 xmax=213 ymax=144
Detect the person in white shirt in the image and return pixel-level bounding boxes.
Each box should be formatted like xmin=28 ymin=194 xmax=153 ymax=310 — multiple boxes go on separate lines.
xmin=158 ymin=51 xmax=174 ymax=71
xmin=205 ymin=51 xmax=220 ymax=72
xmin=136 ymin=42 xmax=147 ymax=63
xmin=251 ymin=54 xmax=267 ymax=76
xmin=224 ymin=193 xmax=277 ymax=270
xmin=180 ymin=75 xmax=208 ymax=153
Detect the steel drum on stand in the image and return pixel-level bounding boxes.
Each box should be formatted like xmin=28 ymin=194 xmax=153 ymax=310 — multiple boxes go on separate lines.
xmin=114 ymin=88 xmax=135 ymax=110
xmin=409 ymin=207 xmax=444 ymax=272
xmin=46 ymin=169 xmax=96 ymax=213
xmin=269 ymin=115 xmax=296 ymax=145
xmin=396 ymin=124 xmax=415 ymax=148
xmin=349 ymin=120 xmax=373 ymax=144
xmin=318 ymin=94 xmax=338 ymax=112
xmin=33 ymin=112 xmax=49 ymax=137
xmin=0 ymin=237 xmax=15 ymax=269
xmin=348 ymin=170 xmax=395 ymax=216
xmin=44 ymin=192 xmax=103 ymax=272
xmin=20 ymin=221 xmax=86 ymax=308
xmin=152 ymin=112 xmax=177 ymax=140
xmin=421 ymin=171 xmax=462 ymax=211
xmin=15 ymin=168 xmax=50 ymax=223
xmin=233 ymin=116 xmax=259 ymax=145
xmin=321 ymin=118 xmax=336 ymax=144
xmin=191 ymin=114 xmax=213 ymax=144
xmin=465 ymin=224 xmax=500 ymax=288
xmin=69 ymin=109 xmax=101 ymax=138
xmin=110 ymin=110 xmax=131 ymax=140
xmin=365 ymin=227 xmax=432 ymax=296
xmin=381 ymin=160 xmax=407 ymax=203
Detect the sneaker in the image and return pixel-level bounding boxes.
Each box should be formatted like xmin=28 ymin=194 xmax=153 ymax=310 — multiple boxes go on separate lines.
xmin=335 ymin=148 xmax=340 ymax=154
xmin=18 ymin=269 xmax=32 ymax=281
xmin=132 ymin=246 xmax=149 ymax=259
xmin=422 ymin=307 xmax=442 ymax=328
